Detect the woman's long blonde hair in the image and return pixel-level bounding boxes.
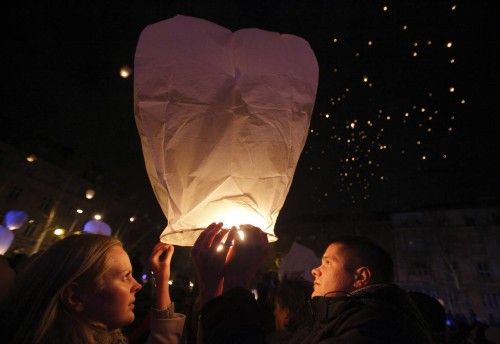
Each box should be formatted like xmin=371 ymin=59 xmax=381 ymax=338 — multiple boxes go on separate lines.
xmin=0 ymin=234 xmax=126 ymax=344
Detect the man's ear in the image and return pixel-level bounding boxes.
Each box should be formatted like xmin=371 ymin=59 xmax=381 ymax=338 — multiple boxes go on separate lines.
xmin=353 ymin=267 xmax=371 ymax=288
xmin=61 ymin=283 xmax=85 ymax=312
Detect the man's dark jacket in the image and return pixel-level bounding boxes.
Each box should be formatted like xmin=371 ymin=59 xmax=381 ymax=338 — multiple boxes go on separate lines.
xmin=201 ymin=284 xmax=432 ymax=343
xmin=289 ymin=284 xmax=432 ymax=343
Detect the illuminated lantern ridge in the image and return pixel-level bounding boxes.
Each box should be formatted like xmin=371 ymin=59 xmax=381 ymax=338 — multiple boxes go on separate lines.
xmin=135 ymin=15 xmax=319 ymax=246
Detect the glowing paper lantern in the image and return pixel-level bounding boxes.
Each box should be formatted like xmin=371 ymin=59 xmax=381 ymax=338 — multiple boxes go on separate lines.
xmin=83 ymin=220 xmax=112 ymax=236
xmin=135 ymin=15 xmax=319 ymax=246
xmin=4 ymin=210 xmax=28 ymax=230
xmin=0 ymin=225 xmax=14 ymax=254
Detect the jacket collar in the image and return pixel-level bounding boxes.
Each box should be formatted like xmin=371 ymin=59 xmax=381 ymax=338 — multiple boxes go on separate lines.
xmin=309 ymin=284 xmax=395 ymax=322
xmin=309 ymin=294 xmax=350 ymax=322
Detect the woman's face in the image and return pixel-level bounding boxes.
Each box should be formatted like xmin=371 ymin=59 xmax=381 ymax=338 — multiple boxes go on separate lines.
xmin=83 ymin=245 xmax=142 ymax=329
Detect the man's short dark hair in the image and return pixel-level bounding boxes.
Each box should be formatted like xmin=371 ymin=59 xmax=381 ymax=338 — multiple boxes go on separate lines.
xmin=329 ymin=235 xmax=394 ymax=284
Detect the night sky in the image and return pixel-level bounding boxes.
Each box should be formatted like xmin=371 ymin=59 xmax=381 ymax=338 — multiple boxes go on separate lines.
xmin=3 ymin=1 xmax=499 ymax=223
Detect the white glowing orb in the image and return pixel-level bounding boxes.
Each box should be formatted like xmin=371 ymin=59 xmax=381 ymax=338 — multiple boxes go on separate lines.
xmin=54 ymin=228 xmax=65 ymax=236
xmin=120 ymin=66 xmax=132 ymax=78
xmin=85 ymin=189 xmax=95 ymax=200
xmin=26 ymin=154 xmax=37 ymax=163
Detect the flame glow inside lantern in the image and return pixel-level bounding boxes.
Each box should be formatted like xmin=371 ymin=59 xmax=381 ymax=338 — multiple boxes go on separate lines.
xmin=4 ymin=210 xmax=28 ymax=230
xmin=83 ymin=220 xmax=112 ymax=236
xmin=134 ymin=15 xmax=319 ymax=246
xmin=0 ymin=225 xmax=14 ymax=254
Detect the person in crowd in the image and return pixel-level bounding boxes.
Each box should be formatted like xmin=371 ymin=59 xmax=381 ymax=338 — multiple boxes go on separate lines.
xmin=266 ymin=276 xmax=313 ymax=343
xmin=0 ymin=255 xmax=15 ymax=302
xmin=0 ymin=234 xmax=185 ymax=344
xmin=409 ymin=291 xmax=447 ymax=343
xmin=194 ymin=227 xmax=433 ymax=343
xmin=287 ymin=235 xmax=432 ymax=343
xmin=192 ymin=222 xmax=269 ymax=343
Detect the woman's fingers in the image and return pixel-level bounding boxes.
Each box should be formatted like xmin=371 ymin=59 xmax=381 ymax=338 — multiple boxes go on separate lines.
xmin=150 ymin=243 xmax=174 ymax=267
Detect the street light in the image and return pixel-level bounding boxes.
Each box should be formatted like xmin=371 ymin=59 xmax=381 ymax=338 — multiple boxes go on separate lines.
xmin=120 ymin=65 xmax=132 ymax=78
xmin=26 ymin=154 xmax=37 ymax=163
xmin=85 ymin=189 xmax=95 ymax=200
xmin=54 ymin=228 xmax=65 ymax=236
xmin=94 ymin=214 xmax=102 ymax=220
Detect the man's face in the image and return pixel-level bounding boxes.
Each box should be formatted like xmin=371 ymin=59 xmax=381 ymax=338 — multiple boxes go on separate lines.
xmin=311 ymin=243 xmax=356 ymax=297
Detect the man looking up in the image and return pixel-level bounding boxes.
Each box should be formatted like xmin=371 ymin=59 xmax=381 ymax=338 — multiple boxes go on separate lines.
xmin=289 ymin=236 xmax=432 ymax=343
xmin=194 ymin=227 xmax=432 ymax=343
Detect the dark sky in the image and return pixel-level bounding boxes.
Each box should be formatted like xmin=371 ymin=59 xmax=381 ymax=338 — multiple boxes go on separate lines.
xmin=2 ymin=1 xmax=499 ymax=221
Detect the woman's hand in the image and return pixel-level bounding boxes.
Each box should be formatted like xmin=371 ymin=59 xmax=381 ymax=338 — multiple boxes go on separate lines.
xmin=149 ymin=242 xmax=175 ymax=310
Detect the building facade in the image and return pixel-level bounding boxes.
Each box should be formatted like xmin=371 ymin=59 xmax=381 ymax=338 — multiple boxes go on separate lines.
xmin=0 ymin=141 xmax=161 ymax=255
xmin=392 ymin=206 xmax=500 ymax=325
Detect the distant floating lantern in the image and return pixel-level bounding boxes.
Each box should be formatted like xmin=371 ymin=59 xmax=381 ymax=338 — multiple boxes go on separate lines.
xmin=4 ymin=210 xmax=28 ymax=230
xmin=85 ymin=189 xmax=95 ymax=200
xmin=83 ymin=220 xmax=112 ymax=236
xmin=26 ymin=154 xmax=37 ymax=163
xmin=120 ymin=65 xmax=132 ymax=78
xmin=0 ymin=225 xmax=14 ymax=254
xmin=134 ymin=15 xmax=319 ymax=245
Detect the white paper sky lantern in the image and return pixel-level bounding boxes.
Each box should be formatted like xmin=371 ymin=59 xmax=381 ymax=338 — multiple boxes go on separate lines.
xmin=4 ymin=210 xmax=28 ymax=230
xmin=134 ymin=15 xmax=319 ymax=246
xmin=0 ymin=225 xmax=14 ymax=254
xmin=83 ymin=220 xmax=112 ymax=236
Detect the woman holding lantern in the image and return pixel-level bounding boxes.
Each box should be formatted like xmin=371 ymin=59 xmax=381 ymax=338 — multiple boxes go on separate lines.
xmin=0 ymin=234 xmax=185 ymax=344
